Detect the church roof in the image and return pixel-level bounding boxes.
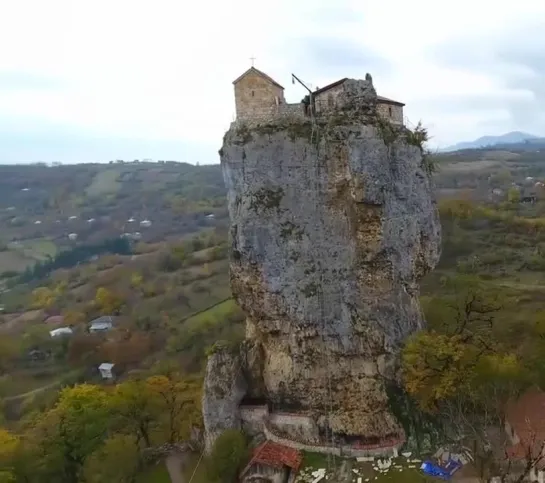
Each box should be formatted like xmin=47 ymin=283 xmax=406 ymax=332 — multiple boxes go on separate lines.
xmin=377 ymin=95 xmax=405 ymax=107
xmin=232 ymin=67 xmax=284 ymax=90
xmin=313 ymin=78 xmax=405 ymax=106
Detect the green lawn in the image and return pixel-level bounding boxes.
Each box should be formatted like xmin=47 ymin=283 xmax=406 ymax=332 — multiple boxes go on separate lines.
xmin=137 ymin=463 xmax=171 ymax=483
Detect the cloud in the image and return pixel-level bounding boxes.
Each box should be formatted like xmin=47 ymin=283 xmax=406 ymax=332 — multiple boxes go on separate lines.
xmin=0 ymin=72 xmax=62 ymax=91
xmin=1 ymin=0 xmax=545 ymax=162
xmin=283 ymin=36 xmax=391 ymax=83
xmin=429 ymin=15 xmax=545 ymax=136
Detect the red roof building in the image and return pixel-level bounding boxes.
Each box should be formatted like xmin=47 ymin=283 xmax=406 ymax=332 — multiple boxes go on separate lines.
xmin=240 ymin=441 xmax=302 ymax=482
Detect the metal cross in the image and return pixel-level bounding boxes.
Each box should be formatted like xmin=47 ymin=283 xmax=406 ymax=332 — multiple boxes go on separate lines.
xmin=250 ymin=56 xmax=256 ymax=67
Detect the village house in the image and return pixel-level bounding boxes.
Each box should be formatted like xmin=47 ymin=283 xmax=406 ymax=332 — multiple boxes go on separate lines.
xmin=49 ymin=327 xmax=73 ymax=338
xmin=505 ymin=388 xmax=545 ymax=482
xmin=239 ymin=441 xmax=302 ymax=483
xmin=98 ymin=362 xmax=115 ymax=380
xmin=232 ymin=66 xmax=404 ymax=125
xmin=89 ymin=315 xmax=115 ymax=333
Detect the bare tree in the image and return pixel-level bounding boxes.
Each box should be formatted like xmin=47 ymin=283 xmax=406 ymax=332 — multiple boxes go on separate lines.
xmin=497 ymin=425 xmax=545 ymax=483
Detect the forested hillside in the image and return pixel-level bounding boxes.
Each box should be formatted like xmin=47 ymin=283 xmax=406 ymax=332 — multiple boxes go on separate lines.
xmin=2 ymin=148 xmax=545 ymax=481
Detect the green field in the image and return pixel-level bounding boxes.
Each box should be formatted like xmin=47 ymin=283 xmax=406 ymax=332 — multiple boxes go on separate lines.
xmin=0 ymin=251 xmax=33 ymax=272
xmin=0 ymin=238 xmax=57 ymax=272
xmin=85 ymin=169 xmax=122 ymax=197
xmin=19 ymin=238 xmax=57 ymax=260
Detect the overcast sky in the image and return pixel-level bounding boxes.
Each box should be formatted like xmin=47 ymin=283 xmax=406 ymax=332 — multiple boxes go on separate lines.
xmin=1 ymin=0 xmax=545 ymax=164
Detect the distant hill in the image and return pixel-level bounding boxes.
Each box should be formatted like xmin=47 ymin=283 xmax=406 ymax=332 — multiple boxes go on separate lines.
xmin=0 ymin=161 xmax=227 ymax=274
xmin=441 ymin=131 xmax=541 ymax=152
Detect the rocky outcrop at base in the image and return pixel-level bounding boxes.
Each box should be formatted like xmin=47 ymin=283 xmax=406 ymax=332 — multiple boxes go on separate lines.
xmin=201 ymin=345 xmax=247 ymax=453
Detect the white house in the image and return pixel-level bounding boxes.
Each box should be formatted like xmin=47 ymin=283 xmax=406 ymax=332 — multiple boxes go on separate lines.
xmin=68 ymin=233 xmax=78 ymax=241
xmin=139 ymin=219 xmax=152 ymax=228
xmin=98 ymin=363 xmax=115 ymax=380
xmin=49 ymin=327 xmax=73 ymax=338
xmin=89 ymin=316 xmax=114 ymax=333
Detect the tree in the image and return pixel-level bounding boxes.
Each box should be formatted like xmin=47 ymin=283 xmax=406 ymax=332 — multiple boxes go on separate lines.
xmin=423 ymin=274 xmax=501 ymax=339
xmin=157 ymin=252 xmax=182 ymax=272
xmin=83 ymin=434 xmax=140 ymax=483
xmin=438 ymin=198 xmax=475 ymax=221
xmin=112 ymin=380 xmax=159 ymax=448
xmin=0 ymin=429 xmax=19 ymax=483
xmin=67 ymin=334 xmax=101 ymax=366
xmin=172 ymin=244 xmax=187 ymax=262
xmin=489 ymin=169 xmax=512 ymax=188
xmin=130 ymin=271 xmax=143 ymax=288
xmin=507 ymin=186 xmax=521 ymax=204
xmin=31 ymin=286 xmax=57 ymax=309
xmin=100 ymin=332 xmax=152 ymax=366
xmin=403 ymin=331 xmax=474 ymax=410
xmin=205 ymin=430 xmax=248 ymax=483
xmin=26 ymin=384 xmax=112 ymax=483
xmin=146 ymin=374 xmax=202 ymax=444
xmin=95 ymin=287 xmax=123 ymax=314
xmin=21 ymin=324 xmax=51 ymax=352
xmin=62 ymin=309 xmax=86 ymax=327
xmin=0 ymin=337 xmax=20 ymax=375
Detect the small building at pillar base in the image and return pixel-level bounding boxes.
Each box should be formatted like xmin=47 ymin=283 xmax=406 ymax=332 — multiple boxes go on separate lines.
xmin=240 ymin=441 xmax=303 ymax=483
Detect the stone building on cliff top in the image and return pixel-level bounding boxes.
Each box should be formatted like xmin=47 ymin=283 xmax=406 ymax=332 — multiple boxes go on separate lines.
xmin=232 ymin=66 xmax=405 ymax=125
xmin=202 ymin=65 xmax=441 ymax=459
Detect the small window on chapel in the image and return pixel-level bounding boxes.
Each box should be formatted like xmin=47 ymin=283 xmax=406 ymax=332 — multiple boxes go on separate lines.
xmin=388 ymin=107 xmax=393 ymax=117
xmin=251 ymin=90 xmax=255 ymax=97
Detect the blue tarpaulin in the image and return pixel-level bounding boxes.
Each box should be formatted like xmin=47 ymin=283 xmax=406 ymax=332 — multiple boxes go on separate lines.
xmin=420 ymin=459 xmax=462 ymax=480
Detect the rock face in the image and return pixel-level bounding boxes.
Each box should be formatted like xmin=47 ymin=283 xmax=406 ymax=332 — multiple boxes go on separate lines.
xmin=217 ymin=78 xmax=441 ymax=445
xmin=201 ymin=346 xmax=247 ymax=453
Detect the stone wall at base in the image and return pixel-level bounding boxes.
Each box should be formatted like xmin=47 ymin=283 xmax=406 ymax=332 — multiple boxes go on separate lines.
xmin=263 ymin=421 xmax=405 ymax=458
xmin=269 ymin=413 xmax=320 ymax=444
xmin=264 ymin=424 xmax=342 ymax=456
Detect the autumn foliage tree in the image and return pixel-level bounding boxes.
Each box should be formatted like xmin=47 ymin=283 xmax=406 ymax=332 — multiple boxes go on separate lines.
xmin=0 ymin=429 xmax=19 ymax=482
xmin=402 ymin=274 xmax=530 ymax=479
xmin=146 ymin=374 xmax=202 ymax=444
xmin=9 ymin=372 xmax=202 ymax=482
xmin=30 ymin=287 xmax=56 ymax=310
xmin=94 ymin=287 xmax=123 ymax=315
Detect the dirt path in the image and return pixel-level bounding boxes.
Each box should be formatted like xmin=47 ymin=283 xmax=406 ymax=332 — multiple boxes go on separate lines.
xmin=3 ymin=380 xmax=61 ymax=402
xmin=165 ymin=453 xmax=186 ymax=483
